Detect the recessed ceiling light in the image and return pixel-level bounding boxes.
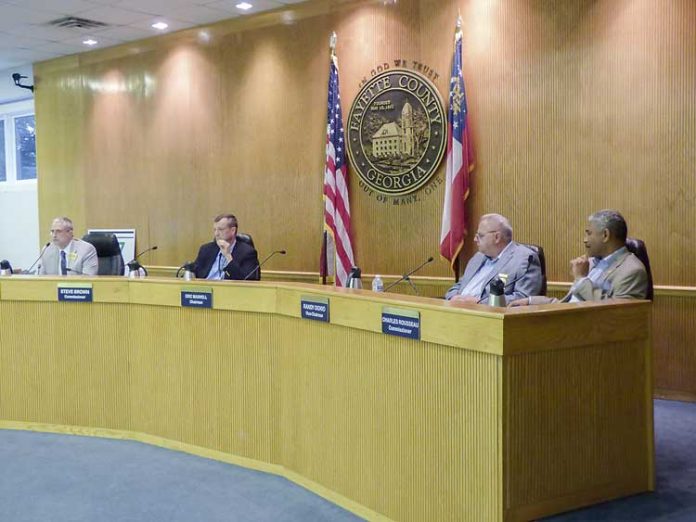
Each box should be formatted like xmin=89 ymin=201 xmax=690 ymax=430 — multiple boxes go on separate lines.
xmin=236 ymin=2 xmax=253 ymax=10
xmin=151 ymin=21 xmax=169 ymax=30
xmin=83 ymin=39 xmax=98 ymax=46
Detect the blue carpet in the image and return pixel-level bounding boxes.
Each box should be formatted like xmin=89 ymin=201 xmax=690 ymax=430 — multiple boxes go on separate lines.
xmin=544 ymin=399 xmax=696 ymax=521
xmin=0 ymin=430 xmax=363 ymax=522
xmin=1 ymin=399 xmax=694 ymax=521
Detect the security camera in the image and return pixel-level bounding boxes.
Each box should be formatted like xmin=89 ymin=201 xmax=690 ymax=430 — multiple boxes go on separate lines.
xmin=11 ymin=72 xmax=33 ymax=92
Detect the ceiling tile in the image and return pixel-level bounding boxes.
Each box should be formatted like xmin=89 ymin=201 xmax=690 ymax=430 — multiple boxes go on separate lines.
xmin=4 ymin=0 xmax=97 ymax=14
xmin=207 ymin=0 xmax=285 ymax=15
xmin=0 ymin=0 xmax=308 ymax=68
xmin=166 ymin=5 xmax=239 ymax=25
xmin=76 ymin=5 xmax=159 ymax=26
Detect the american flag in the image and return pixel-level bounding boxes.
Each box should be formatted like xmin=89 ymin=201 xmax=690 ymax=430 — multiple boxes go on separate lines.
xmin=440 ymin=19 xmax=475 ymax=276
xmin=321 ymin=39 xmax=355 ymax=287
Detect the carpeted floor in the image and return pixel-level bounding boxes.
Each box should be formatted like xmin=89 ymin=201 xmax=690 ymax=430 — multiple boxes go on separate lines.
xmin=543 ymin=399 xmax=696 ymax=521
xmin=0 ymin=399 xmax=694 ymax=521
xmin=0 ymin=430 xmax=363 ymax=521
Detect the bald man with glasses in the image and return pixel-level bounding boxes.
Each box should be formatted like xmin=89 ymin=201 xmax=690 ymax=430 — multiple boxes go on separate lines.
xmin=38 ymin=216 xmax=98 ymax=276
xmin=445 ymin=213 xmax=543 ymax=305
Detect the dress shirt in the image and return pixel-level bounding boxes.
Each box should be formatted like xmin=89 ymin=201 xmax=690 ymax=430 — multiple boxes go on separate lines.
xmin=459 ymin=242 xmax=513 ymax=297
xmin=569 ymin=247 xmax=627 ymax=302
xmin=206 ymin=241 xmax=236 ymax=280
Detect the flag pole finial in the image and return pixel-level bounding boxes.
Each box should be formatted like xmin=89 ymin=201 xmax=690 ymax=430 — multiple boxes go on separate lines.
xmin=456 ymin=13 xmax=462 ymax=30
xmin=329 ymin=32 xmax=337 ymax=56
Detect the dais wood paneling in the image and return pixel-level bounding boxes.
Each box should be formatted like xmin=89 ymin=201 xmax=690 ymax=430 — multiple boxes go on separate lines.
xmin=33 ymin=1 xmax=696 ymax=396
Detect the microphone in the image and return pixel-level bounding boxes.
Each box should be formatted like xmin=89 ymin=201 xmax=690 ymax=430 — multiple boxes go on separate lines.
xmin=176 ymin=261 xmax=196 ymax=278
xmin=127 ymin=245 xmax=158 ymax=276
xmin=243 ymin=249 xmax=286 ymax=281
xmin=128 ymin=245 xmax=158 ymax=264
xmin=25 ymin=242 xmax=51 ymax=275
xmin=383 ymin=256 xmax=435 ymax=294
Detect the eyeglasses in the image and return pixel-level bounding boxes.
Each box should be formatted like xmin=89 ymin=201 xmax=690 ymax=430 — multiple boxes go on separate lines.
xmin=475 ymin=230 xmax=499 ymax=240
xmin=50 ymin=228 xmax=71 ymax=234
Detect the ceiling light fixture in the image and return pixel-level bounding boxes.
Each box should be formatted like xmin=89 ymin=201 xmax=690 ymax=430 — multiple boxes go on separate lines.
xmin=83 ymin=39 xmax=98 ymax=46
xmin=151 ymin=21 xmax=169 ymax=30
xmin=236 ymin=3 xmax=253 ymax=10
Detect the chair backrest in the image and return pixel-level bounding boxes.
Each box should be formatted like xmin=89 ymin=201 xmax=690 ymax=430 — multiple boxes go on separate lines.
xmin=82 ymin=233 xmax=125 ymax=276
xmin=625 ymin=237 xmax=654 ymax=300
xmin=522 ymin=243 xmax=547 ymax=296
xmin=237 ymin=232 xmax=255 ymax=248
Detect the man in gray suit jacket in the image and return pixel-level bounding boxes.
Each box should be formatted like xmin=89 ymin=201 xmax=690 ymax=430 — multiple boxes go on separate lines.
xmin=511 ymin=209 xmax=648 ymax=306
xmin=445 ymin=213 xmax=543 ymax=305
xmin=38 ymin=217 xmax=98 ymax=276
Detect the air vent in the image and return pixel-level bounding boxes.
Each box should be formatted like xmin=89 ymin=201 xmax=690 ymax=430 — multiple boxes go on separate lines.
xmin=46 ymin=16 xmax=109 ymax=30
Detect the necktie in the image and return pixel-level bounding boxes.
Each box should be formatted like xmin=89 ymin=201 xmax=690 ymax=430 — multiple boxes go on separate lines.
xmin=60 ymin=251 xmax=67 ymax=276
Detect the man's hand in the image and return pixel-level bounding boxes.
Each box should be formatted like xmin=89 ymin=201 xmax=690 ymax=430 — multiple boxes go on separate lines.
xmin=216 ymin=239 xmax=233 ymax=261
xmin=570 ymin=255 xmax=590 ymax=280
xmin=450 ymin=295 xmax=480 ymax=304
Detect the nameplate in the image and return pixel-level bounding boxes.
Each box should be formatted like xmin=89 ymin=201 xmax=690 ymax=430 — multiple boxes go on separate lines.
xmin=181 ymin=287 xmax=213 ymax=308
xmin=57 ymin=283 xmax=93 ymax=303
xmin=382 ymin=307 xmax=420 ymax=340
xmin=301 ymin=296 xmax=329 ymax=322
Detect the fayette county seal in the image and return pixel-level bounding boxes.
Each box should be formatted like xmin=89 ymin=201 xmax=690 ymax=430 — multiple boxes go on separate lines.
xmin=346 ymin=69 xmax=446 ymax=196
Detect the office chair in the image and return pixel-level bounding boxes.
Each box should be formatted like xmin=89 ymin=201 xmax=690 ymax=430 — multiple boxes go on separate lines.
xmin=523 ymin=243 xmax=547 ymax=296
xmin=625 ymin=237 xmax=654 ymax=300
xmin=82 ymin=233 xmax=125 ymax=276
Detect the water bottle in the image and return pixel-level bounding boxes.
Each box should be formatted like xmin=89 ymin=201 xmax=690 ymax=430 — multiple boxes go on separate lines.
xmin=372 ymin=275 xmax=384 ymax=292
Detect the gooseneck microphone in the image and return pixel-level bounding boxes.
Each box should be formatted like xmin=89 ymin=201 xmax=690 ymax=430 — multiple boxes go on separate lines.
xmin=128 ymin=245 xmax=159 ymax=264
xmin=383 ymin=256 xmax=435 ymax=294
xmin=127 ymin=245 xmax=158 ymax=276
xmin=243 ymin=250 xmax=287 ymax=281
xmin=25 ymin=242 xmax=51 ymax=274
xmin=176 ymin=261 xmax=196 ymax=278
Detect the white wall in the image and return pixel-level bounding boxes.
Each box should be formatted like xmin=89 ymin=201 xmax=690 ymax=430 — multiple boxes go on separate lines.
xmin=0 ymin=64 xmax=39 ymax=271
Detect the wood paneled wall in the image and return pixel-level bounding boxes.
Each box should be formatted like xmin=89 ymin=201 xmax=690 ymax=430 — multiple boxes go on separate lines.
xmin=34 ymin=0 xmax=696 ymax=397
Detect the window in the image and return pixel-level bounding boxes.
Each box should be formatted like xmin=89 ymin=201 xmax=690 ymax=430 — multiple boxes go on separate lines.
xmin=0 ymin=120 xmax=5 ymax=182
xmin=0 ymin=99 xmax=36 ymax=185
xmin=14 ymin=115 xmax=36 ymax=180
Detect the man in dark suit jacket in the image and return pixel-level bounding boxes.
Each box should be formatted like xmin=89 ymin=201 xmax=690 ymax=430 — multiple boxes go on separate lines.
xmin=193 ymin=214 xmax=260 ymax=280
xmin=445 ymin=213 xmax=543 ymax=305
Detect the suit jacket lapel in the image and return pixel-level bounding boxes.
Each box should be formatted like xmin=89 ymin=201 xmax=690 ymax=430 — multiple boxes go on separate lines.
xmin=482 ymin=243 xmax=516 ymax=290
xmin=595 ymin=250 xmax=629 ymax=289
xmin=462 ymin=253 xmax=487 ymax=285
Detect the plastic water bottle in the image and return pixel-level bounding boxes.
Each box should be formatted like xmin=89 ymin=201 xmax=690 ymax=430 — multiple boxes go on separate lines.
xmin=372 ymin=275 xmax=384 ymax=292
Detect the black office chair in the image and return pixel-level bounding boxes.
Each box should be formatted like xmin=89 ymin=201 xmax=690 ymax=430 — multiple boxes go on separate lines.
xmin=237 ymin=232 xmax=255 ymax=248
xmin=625 ymin=237 xmax=654 ymax=300
xmin=523 ymin=243 xmax=547 ymax=295
xmin=234 ymin=232 xmax=260 ymax=280
xmin=82 ymin=233 xmax=125 ymax=276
